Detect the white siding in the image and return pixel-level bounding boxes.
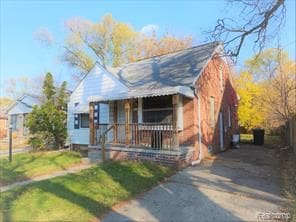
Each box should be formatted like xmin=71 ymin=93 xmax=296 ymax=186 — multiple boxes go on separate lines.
xmin=67 ymin=64 xmax=128 ymax=145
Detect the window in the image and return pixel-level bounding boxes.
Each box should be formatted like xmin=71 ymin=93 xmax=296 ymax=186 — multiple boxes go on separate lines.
xmin=228 ymin=106 xmax=231 ymax=127
xmin=219 ymin=66 xmax=224 ymax=91
xmin=99 ymin=103 xmax=109 ymax=124
xmin=80 ymin=114 xmax=89 ymax=128
xmin=143 ymin=96 xmax=173 ymax=123
xmin=210 ymin=97 xmax=215 ymax=127
xmin=23 ymin=114 xmax=29 ymax=136
xmin=74 ymin=113 xmax=89 ymax=129
xmin=23 ymin=114 xmax=27 ymax=127
xmin=11 ymin=114 xmax=17 ymax=130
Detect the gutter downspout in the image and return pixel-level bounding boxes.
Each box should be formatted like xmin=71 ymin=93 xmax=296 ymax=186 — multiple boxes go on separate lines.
xmin=191 ymin=88 xmax=203 ymax=166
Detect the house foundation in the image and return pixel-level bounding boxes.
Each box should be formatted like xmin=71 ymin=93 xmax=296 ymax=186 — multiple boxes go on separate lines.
xmin=87 ymin=145 xmax=195 ymax=168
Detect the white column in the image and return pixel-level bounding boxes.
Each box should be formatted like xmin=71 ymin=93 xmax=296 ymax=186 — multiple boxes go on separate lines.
xmin=138 ymin=98 xmax=143 ymax=123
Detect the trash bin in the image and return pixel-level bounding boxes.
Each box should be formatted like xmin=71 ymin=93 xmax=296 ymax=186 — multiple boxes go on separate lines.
xmin=253 ymin=128 xmax=265 ymax=145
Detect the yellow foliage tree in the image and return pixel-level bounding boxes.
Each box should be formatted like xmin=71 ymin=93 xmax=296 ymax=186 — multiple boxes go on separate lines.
xmin=246 ymin=49 xmax=296 ymax=123
xmin=235 ymin=71 xmax=266 ymax=131
xmin=236 ymin=48 xmax=296 ymax=132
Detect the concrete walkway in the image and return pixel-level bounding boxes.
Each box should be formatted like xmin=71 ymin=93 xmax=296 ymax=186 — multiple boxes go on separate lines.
xmin=103 ymin=145 xmax=288 ymax=222
xmin=0 ymin=147 xmax=32 ymax=157
xmin=0 ymin=163 xmax=93 ymax=192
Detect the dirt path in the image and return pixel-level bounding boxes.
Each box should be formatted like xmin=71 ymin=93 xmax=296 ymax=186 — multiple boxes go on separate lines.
xmin=102 ymin=144 xmax=289 ymax=222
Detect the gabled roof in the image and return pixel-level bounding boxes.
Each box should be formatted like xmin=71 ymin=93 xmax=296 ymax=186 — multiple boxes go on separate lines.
xmin=107 ymin=42 xmax=221 ymax=91
xmin=6 ymin=93 xmax=42 ymax=114
xmin=71 ymin=41 xmax=224 ymax=102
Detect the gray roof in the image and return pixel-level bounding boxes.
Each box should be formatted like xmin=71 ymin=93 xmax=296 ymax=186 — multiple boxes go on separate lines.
xmin=108 ymin=42 xmax=221 ymax=91
xmin=6 ymin=93 xmax=42 ymax=114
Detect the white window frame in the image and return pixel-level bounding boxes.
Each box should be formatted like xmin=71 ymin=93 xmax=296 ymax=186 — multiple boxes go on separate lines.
xmin=11 ymin=114 xmax=17 ymax=130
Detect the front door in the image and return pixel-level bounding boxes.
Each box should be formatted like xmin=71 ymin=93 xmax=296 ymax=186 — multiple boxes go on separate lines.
xmin=219 ymin=112 xmax=224 ymax=150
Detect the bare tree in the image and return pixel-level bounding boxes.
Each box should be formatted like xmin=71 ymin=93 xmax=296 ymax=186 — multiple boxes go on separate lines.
xmin=246 ymin=47 xmax=296 ymax=123
xmin=4 ymin=76 xmax=44 ymax=99
xmin=209 ymin=0 xmax=286 ymax=58
xmin=34 ymin=14 xmax=194 ymax=80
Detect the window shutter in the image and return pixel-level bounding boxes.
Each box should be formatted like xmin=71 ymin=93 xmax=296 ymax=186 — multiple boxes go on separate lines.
xmin=74 ymin=114 xmax=80 ymax=129
xmin=94 ymin=103 xmax=100 ymax=125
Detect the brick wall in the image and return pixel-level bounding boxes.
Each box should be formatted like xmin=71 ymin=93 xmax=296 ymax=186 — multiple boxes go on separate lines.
xmin=195 ymin=56 xmax=238 ymax=157
xmin=104 ymin=147 xmax=195 ymax=168
xmin=0 ymin=118 xmax=7 ymax=138
xmin=179 ymin=97 xmax=196 ymax=146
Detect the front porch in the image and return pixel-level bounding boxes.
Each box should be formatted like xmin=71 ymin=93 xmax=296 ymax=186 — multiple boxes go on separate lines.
xmin=89 ymin=95 xmax=182 ymax=151
xmin=86 ymin=93 xmax=197 ymax=166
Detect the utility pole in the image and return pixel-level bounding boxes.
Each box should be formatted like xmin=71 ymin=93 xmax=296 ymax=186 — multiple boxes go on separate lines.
xmin=9 ymin=125 xmax=12 ymax=162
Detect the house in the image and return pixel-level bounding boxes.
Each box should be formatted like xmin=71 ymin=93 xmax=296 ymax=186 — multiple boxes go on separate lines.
xmin=0 ymin=108 xmax=8 ymax=138
xmin=67 ymin=42 xmax=239 ymax=167
xmin=6 ymin=93 xmax=42 ymax=142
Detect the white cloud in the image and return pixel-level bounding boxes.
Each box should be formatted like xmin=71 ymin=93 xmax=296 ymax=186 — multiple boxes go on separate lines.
xmin=140 ymin=24 xmax=159 ymax=35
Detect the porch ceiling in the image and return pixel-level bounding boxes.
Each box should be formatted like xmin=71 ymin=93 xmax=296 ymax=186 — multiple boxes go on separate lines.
xmin=88 ymin=85 xmax=194 ymax=102
xmin=72 ymin=104 xmax=89 ymax=113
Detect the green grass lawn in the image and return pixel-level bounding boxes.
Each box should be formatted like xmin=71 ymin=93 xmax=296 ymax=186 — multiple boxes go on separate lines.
xmin=0 ymin=161 xmax=175 ymax=221
xmin=0 ymin=151 xmax=83 ymax=186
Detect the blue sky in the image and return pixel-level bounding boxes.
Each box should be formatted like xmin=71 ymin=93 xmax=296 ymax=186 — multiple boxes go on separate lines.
xmin=1 ymin=0 xmax=295 ymax=96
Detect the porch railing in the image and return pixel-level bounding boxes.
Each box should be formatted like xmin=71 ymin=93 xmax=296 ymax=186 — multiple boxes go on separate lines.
xmin=95 ymin=123 xmax=178 ymax=151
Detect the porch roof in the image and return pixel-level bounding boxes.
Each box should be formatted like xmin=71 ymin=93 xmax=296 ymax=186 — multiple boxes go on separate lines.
xmin=88 ymin=85 xmax=194 ymax=102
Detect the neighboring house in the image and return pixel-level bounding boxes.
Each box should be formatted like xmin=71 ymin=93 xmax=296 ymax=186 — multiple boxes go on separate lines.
xmin=67 ymin=42 xmax=239 ymax=167
xmin=0 ymin=108 xmax=8 ymax=138
xmin=6 ymin=94 xmax=42 ymax=139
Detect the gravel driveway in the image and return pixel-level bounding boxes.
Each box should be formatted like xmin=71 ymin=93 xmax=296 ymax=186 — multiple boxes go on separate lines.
xmin=102 ymin=144 xmax=288 ymax=222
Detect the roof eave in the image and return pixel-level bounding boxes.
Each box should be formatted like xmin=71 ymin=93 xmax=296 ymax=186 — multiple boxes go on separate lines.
xmin=88 ymin=86 xmax=194 ymax=102
xmin=192 ymin=42 xmax=225 ymax=86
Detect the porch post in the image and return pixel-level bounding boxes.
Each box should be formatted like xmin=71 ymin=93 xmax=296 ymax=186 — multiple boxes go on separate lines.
xmin=138 ymin=98 xmax=143 ymax=123
xmin=172 ymin=95 xmax=179 ymax=149
xmin=124 ymin=100 xmax=131 ymax=146
xmin=113 ymin=101 xmax=118 ymax=144
xmin=89 ymin=102 xmax=95 ymax=145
